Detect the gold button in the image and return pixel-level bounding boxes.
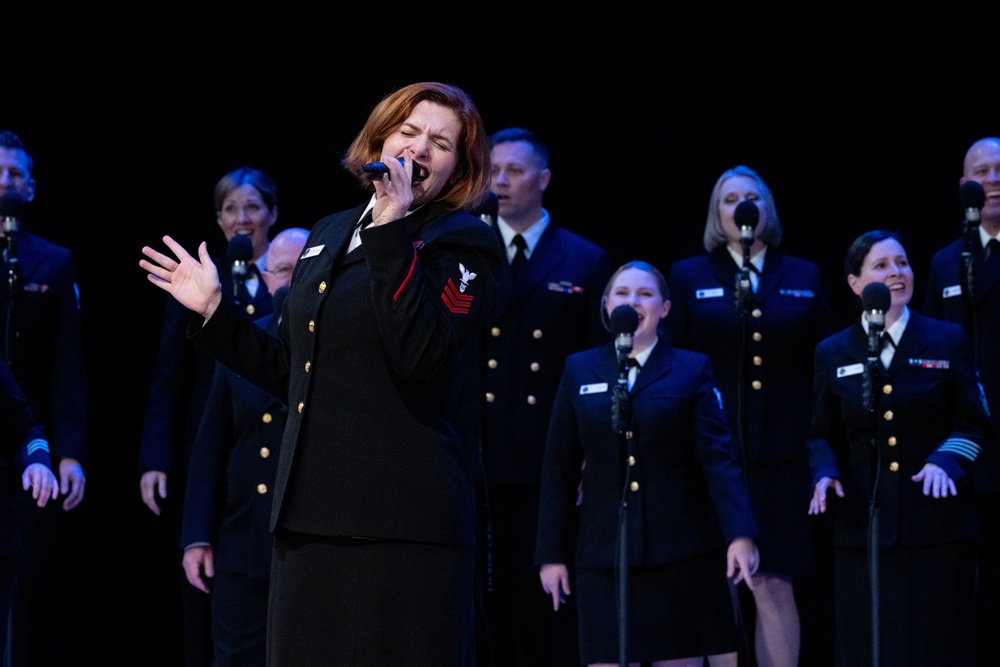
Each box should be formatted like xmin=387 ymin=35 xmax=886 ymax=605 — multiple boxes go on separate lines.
xmin=752 ymin=356 xmax=762 ymax=366
xmin=628 ymin=456 xmax=636 ymax=466
xmin=751 ymin=380 xmax=762 ymax=390
xmin=262 ymin=412 xmax=273 ymax=424
xmin=485 ymin=392 xmax=495 ymax=403
xmin=626 ymin=431 xmax=633 ymax=440
xmin=246 ymin=304 xmax=256 ymax=316
xmin=530 ymin=362 xmax=540 ymax=372
xmin=527 ymin=395 xmax=537 ymax=405
xmin=260 ymin=447 xmax=270 ymax=458
xmin=257 ymin=484 xmax=268 ymax=494
xmin=532 ymin=329 xmax=543 ymax=339
xmin=889 ymin=462 xmax=899 ymax=472
xmin=305 ymin=361 xmax=311 ymax=372
xmin=752 ymin=308 xmax=762 ymax=318
xmin=318 ymin=281 xmax=327 ymax=294
xmin=297 ymin=402 xmax=305 ymax=414
xmin=752 ymin=332 xmax=762 ymax=342
xmin=887 ymin=437 xmax=897 ymax=447
xmin=308 ymin=320 xmax=316 ymax=332
xmin=487 ymin=359 xmax=498 ymax=369
xmin=883 ymin=410 xmax=894 ymax=421
xmin=630 ymin=481 xmax=639 ymax=492
xmin=491 ymin=326 xmax=501 ymax=337
xmin=883 ymin=384 xmax=892 ymax=394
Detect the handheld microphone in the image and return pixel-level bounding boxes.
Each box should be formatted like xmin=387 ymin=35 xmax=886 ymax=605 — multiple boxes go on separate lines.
xmin=610 ymin=305 xmax=639 ymax=363
xmin=227 ymin=235 xmax=254 ymax=302
xmin=735 ymin=200 xmax=760 ymax=244
xmin=360 ymin=157 xmax=422 ymax=185
xmin=861 ymin=282 xmax=891 ymax=358
xmin=960 ymin=180 xmax=986 ymax=228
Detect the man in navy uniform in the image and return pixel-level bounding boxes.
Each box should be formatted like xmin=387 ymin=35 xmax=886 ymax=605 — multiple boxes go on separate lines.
xmin=923 ymin=136 xmax=1000 ymax=666
xmin=463 ymin=127 xmax=613 ymax=666
xmin=0 ymin=129 xmax=88 ymax=666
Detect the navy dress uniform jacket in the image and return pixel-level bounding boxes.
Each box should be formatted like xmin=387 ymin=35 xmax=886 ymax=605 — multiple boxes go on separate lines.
xmin=923 ymin=237 xmax=1000 ymax=492
xmin=0 ymin=230 xmax=86 ymax=462
xmin=667 ymin=247 xmax=835 ymax=574
xmin=181 ymin=311 xmax=285 ymax=580
xmin=667 ymin=247 xmax=835 ymax=463
xmin=807 ymin=312 xmax=991 ymax=548
xmin=140 ymin=256 xmax=272 ymax=478
xmin=536 ymin=342 xmax=757 ymax=568
xmin=477 ymin=222 xmax=612 ymax=485
xmin=190 ymin=201 xmax=502 ymax=546
xmin=0 ymin=360 xmax=50 ymax=557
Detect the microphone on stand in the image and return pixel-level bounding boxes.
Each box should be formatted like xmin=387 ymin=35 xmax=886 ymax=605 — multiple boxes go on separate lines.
xmin=735 ymin=199 xmax=760 ymax=246
xmin=610 ymin=305 xmax=639 ymax=367
xmin=861 ymin=282 xmax=891 ymax=359
xmin=472 ymin=191 xmax=499 ymax=226
xmin=0 ymin=191 xmax=26 ymax=289
xmin=860 ymin=281 xmax=891 ymax=416
xmin=227 ymin=235 xmax=254 ymax=304
xmin=610 ymin=305 xmax=639 ymax=435
xmin=961 ymin=180 xmax=986 ymax=231
xmin=734 ymin=200 xmax=759 ymax=310
xmin=959 ymin=181 xmax=987 ymax=302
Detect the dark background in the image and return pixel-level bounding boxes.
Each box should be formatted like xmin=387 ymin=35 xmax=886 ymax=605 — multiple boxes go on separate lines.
xmin=5 ymin=2 xmax=1000 ymax=663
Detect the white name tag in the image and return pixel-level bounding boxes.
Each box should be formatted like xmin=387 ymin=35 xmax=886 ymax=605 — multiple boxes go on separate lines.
xmin=942 ymin=284 xmax=962 ymax=299
xmin=696 ymin=287 xmax=725 ymax=299
xmin=302 ymin=245 xmax=325 ymax=259
xmin=837 ymin=363 xmax=865 ymax=378
xmin=579 ymin=382 xmax=609 ymax=395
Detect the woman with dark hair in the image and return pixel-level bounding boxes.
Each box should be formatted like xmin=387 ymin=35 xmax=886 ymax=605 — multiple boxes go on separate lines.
xmin=536 ymin=260 xmax=758 ymax=667
xmin=808 ymin=229 xmax=990 ymax=665
xmin=140 ymin=82 xmax=502 ymax=665
xmin=667 ymin=165 xmax=836 ymax=666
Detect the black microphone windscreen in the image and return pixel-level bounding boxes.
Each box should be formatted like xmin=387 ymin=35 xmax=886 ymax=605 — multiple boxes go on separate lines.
xmin=472 ymin=191 xmax=499 ymax=221
xmin=960 ymin=180 xmax=986 ymax=210
xmin=734 ymin=200 xmax=760 ymax=230
xmin=610 ymin=305 xmax=639 ymax=335
xmin=227 ymin=234 xmax=253 ymax=262
xmin=0 ymin=191 xmax=26 ymax=218
xmin=861 ymin=282 xmax=891 ymax=313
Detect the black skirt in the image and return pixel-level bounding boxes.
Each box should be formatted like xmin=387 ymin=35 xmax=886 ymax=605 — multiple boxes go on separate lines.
xmin=267 ymin=531 xmax=474 ymax=666
xmin=575 ymin=548 xmax=739 ymax=663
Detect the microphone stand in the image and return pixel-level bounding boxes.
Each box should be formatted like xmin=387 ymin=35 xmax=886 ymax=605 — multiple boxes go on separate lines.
xmin=612 ymin=349 xmax=634 ymax=667
xmin=960 ymin=215 xmax=982 ymax=370
xmin=729 ymin=242 xmax=754 ymax=663
xmin=232 ymin=264 xmax=248 ymax=305
xmin=733 ymin=242 xmax=753 ymax=488
xmin=862 ymin=328 xmax=885 ymax=667
xmin=3 ymin=227 xmax=19 ymax=363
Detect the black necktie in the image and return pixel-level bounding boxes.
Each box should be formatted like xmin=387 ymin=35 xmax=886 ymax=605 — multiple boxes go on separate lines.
xmin=349 ymin=209 xmax=374 ymax=252
xmin=628 ymin=359 xmax=641 ymax=391
xmin=985 ymin=238 xmax=999 ymax=261
xmin=511 ymin=234 xmax=527 ymax=276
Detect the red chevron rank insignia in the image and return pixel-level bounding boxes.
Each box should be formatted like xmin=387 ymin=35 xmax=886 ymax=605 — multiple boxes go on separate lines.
xmin=442 ymin=277 xmax=474 ymax=314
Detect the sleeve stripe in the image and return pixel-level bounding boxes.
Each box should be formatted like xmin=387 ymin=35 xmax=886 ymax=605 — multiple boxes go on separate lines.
xmin=26 ymin=439 xmax=50 ymax=456
xmin=936 ymin=438 xmax=982 ymax=460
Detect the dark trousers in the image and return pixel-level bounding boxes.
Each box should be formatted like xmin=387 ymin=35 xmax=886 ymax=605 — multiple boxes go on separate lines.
xmin=479 ymin=483 xmax=580 ymax=667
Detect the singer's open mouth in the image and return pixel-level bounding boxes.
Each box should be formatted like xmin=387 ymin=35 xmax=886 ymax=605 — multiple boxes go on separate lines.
xmin=412 ymin=162 xmax=428 ymax=184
